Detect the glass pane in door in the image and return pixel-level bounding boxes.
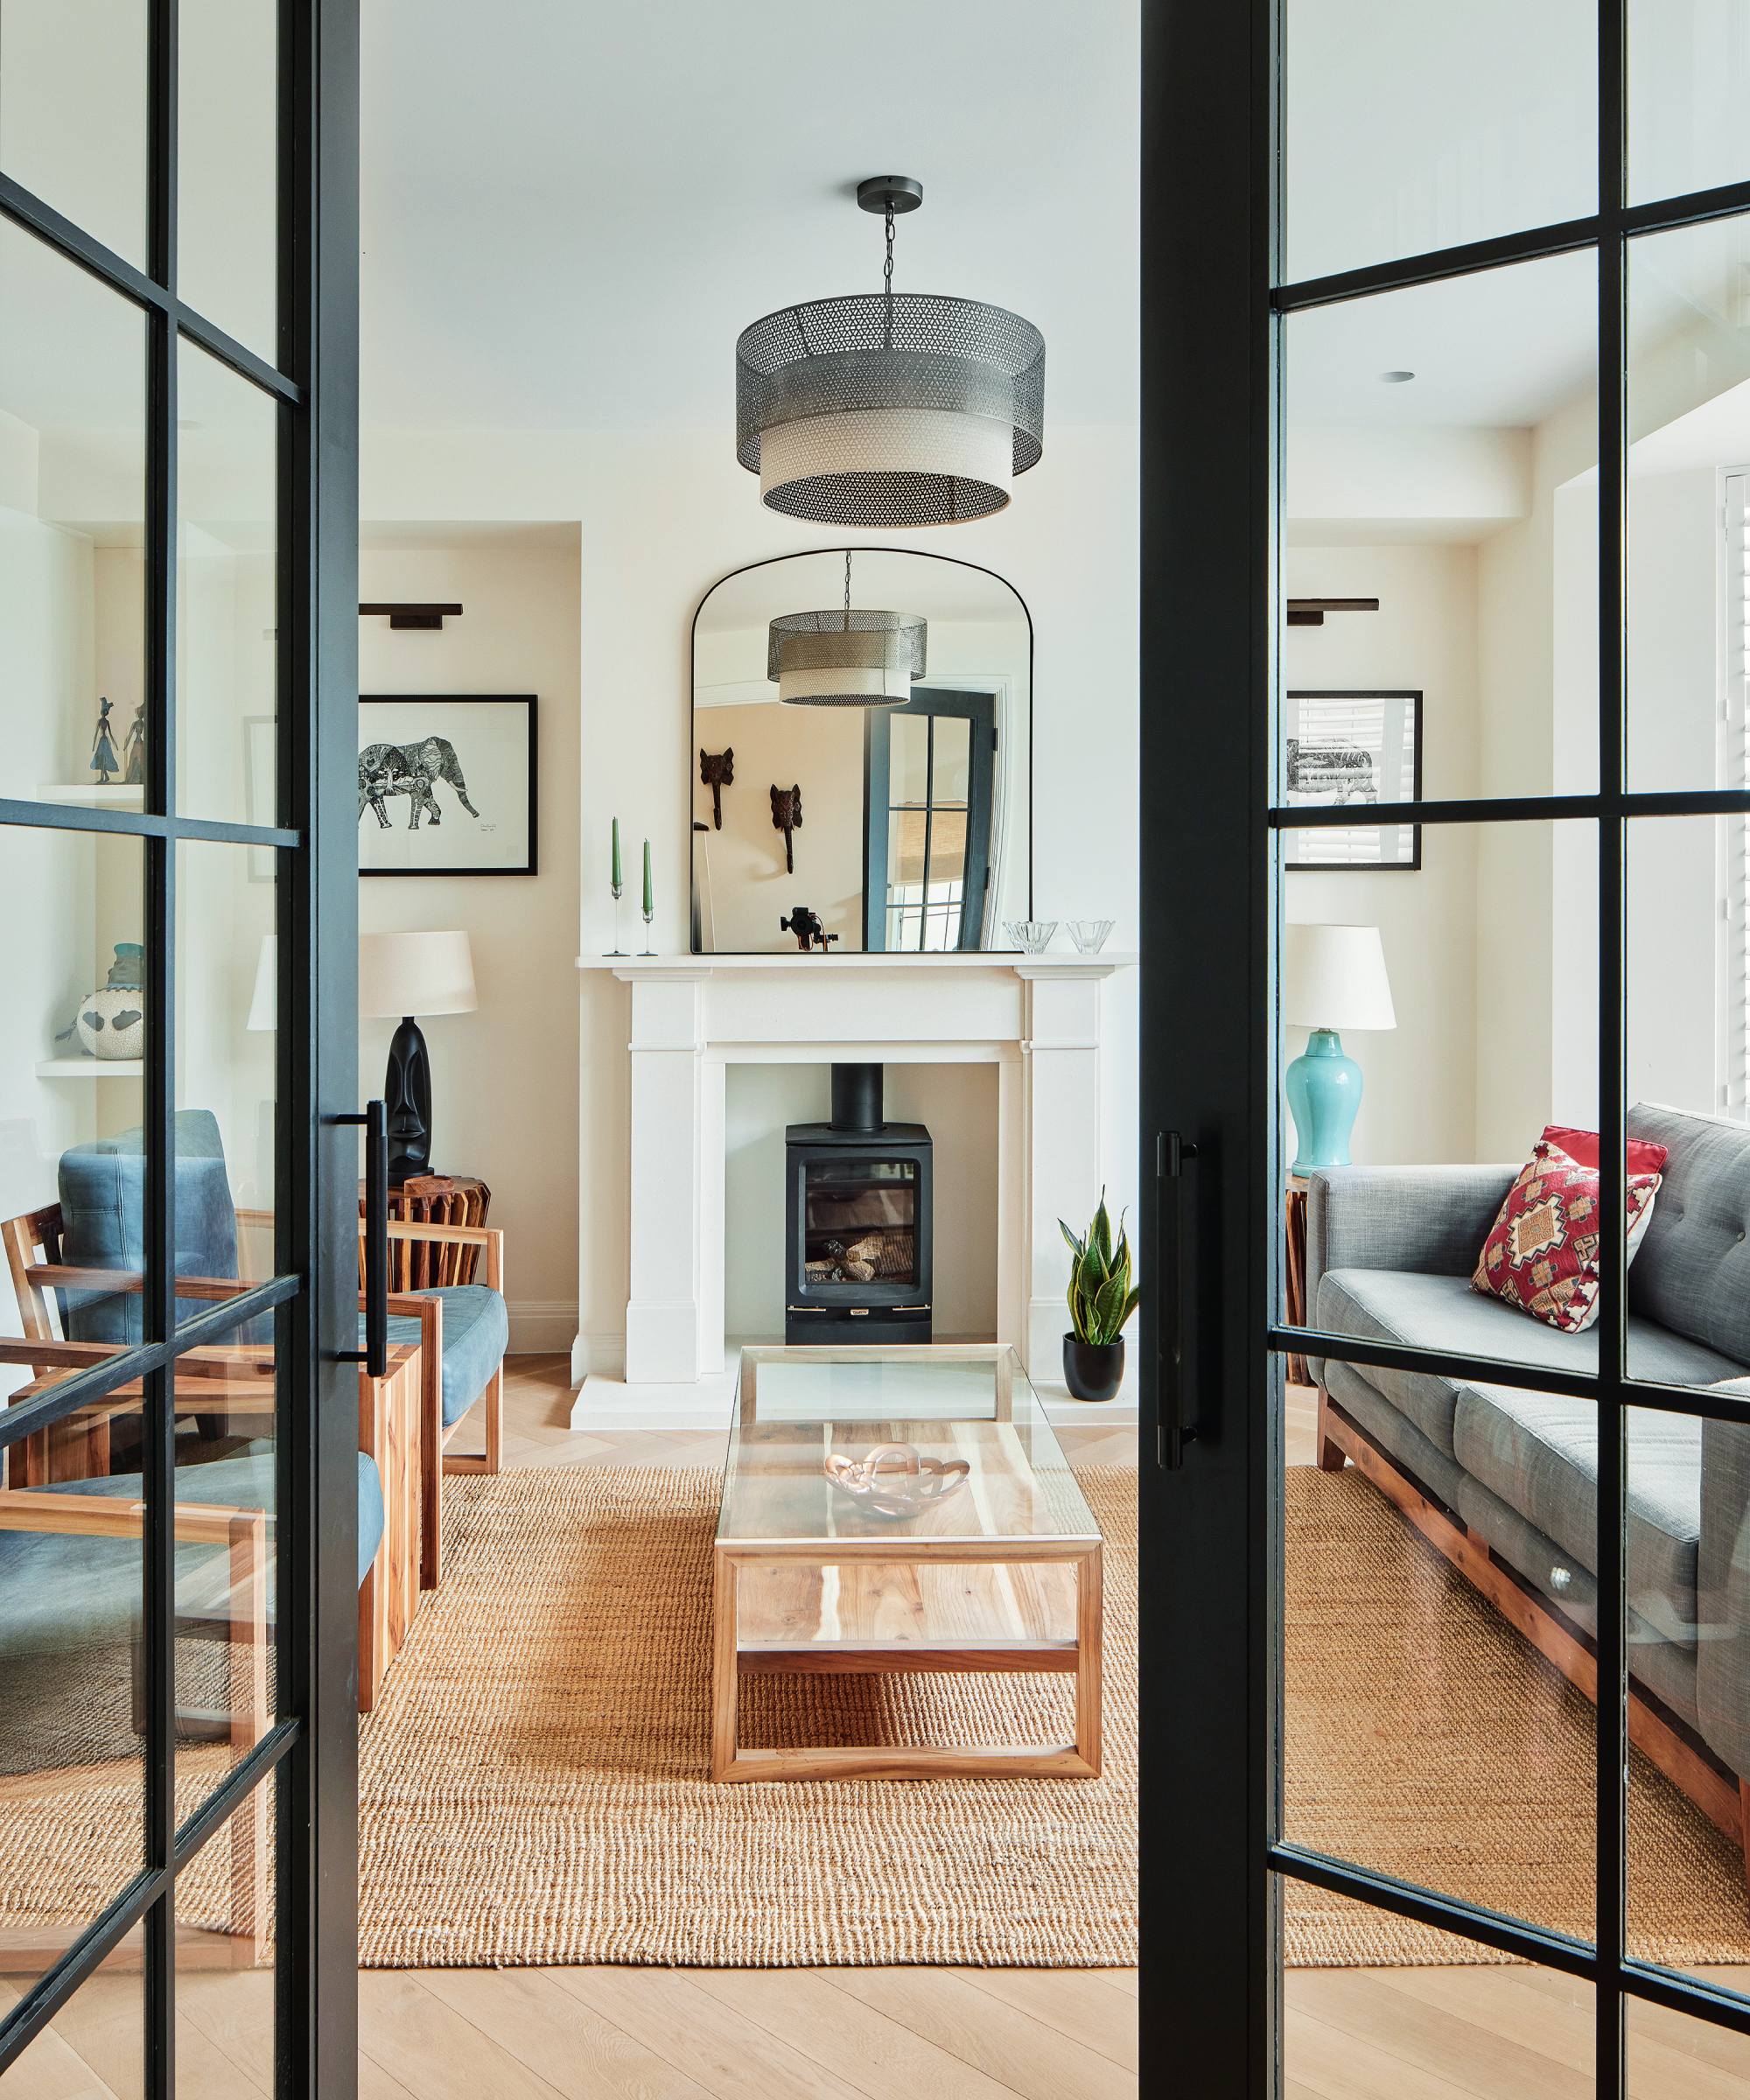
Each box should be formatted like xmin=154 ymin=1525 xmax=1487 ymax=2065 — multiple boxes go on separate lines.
xmin=1284 ymin=0 xmax=1596 ymax=283
xmin=173 ymin=1782 xmax=276 ymax=2083
xmin=0 ymin=1969 xmax=144 ymax=2096
xmin=0 ymin=218 xmax=148 ymax=806
xmin=0 ymin=0 xmax=149 ymax=266
xmin=1624 ymin=1404 xmax=1750 ymax=1993
xmin=1283 ymin=248 xmax=1599 ymax=805
xmin=175 ymin=340 xmax=277 ymax=827
xmin=178 ymin=0 xmax=279 ymax=360
xmin=1628 ymin=214 xmax=1750 ymax=791
xmin=0 ymin=1393 xmax=148 ymax=1992
xmin=1280 ymin=1336 xmax=1599 ymax=1941
xmin=1629 ymin=1 xmax=1750 ymax=206
xmin=1627 ymin=1997 xmax=1750 ymax=2094
xmin=1284 ymin=1886 xmax=1595 ymax=2090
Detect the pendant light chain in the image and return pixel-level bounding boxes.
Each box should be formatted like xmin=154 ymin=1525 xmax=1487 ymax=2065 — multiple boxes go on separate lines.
xmin=883 ymin=203 xmax=896 ymax=350
xmin=843 ymin=550 xmax=853 ymax=631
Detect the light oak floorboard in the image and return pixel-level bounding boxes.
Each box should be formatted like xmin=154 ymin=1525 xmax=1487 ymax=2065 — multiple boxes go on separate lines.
xmin=553 ymin=1966 xmax=872 ymax=2100
xmin=690 ymin=1966 xmax=1023 ymax=2100
xmin=953 ymin=1966 xmax=1138 ymax=2074
xmin=822 ymin=1967 xmax=1134 ymax=2100
xmin=419 ymin=1965 xmax=717 ymax=2100
xmin=356 ymin=1971 xmax=570 ymax=2100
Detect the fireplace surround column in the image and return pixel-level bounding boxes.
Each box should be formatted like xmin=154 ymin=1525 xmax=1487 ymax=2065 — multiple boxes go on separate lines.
xmin=623 ymin=968 xmax=712 ymax=1382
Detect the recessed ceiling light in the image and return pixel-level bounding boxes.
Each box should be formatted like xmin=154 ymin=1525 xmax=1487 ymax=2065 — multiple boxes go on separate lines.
xmin=1379 ymin=369 xmax=1416 ymax=384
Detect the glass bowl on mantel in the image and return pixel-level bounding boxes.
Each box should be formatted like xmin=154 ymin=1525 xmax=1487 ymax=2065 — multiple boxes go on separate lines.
xmin=1003 ymin=920 xmax=1058 ymax=954
xmin=1067 ymin=919 xmax=1116 ymax=955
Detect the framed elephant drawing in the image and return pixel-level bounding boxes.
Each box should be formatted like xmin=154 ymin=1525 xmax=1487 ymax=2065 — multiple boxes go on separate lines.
xmin=358 ymin=693 xmax=538 ymax=877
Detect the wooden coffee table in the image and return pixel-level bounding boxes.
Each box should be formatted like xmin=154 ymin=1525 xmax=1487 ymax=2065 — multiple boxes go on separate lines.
xmin=710 ymin=1343 xmax=1104 ymax=1782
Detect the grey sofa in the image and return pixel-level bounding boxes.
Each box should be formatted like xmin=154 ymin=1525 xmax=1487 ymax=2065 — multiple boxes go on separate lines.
xmin=1306 ymin=1102 xmax=1750 ymax=1855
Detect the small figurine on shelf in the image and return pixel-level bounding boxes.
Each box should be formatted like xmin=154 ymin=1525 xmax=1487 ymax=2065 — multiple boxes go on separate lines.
xmin=90 ymin=697 xmax=121 ymax=785
xmin=122 ymin=703 xmax=146 ymax=787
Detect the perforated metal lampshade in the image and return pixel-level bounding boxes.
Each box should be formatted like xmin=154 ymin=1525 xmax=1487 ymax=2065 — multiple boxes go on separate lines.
xmin=767 ymin=604 xmax=928 ymax=707
xmin=735 ymin=181 xmax=1046 ymax=529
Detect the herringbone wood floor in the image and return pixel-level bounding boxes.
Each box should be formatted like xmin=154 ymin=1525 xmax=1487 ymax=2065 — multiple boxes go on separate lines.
xmin=10 ymin=1363 xmax=1746 ymax=2095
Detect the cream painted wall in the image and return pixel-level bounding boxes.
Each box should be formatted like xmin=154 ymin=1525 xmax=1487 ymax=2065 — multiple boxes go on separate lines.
xmin=358 ymin=426 xmax=1139 ymax=1377
xmin=356 ymin=536 xmax=583 ymax=1352
xmin=1284 ymin=542 xmax=1481 ymax=1166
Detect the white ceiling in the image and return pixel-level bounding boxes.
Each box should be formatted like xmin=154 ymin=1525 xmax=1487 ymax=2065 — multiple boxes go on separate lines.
xmin=357 ymin=0 xmax=1142 ymax=431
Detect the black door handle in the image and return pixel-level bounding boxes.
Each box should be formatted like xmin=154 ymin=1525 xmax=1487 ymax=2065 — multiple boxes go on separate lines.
xmin=338 ymin=1101 xmax=388 ymax=1377
xmin=1158 ymin=1130 xmax=1199 ymax=1469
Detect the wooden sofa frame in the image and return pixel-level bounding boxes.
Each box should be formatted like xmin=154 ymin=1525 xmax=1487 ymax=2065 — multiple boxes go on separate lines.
xmin=1314 ymin=1381 xmax=1750 ymax=1881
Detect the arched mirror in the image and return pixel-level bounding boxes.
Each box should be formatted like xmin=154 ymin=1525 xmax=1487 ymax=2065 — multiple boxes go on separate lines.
xmin=690 ymin=549 xmax=1032 ymax=954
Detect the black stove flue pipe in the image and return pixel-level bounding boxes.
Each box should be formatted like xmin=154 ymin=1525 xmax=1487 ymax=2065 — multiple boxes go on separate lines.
xmin=830 ymin=1061 xmax=884 ymax=1134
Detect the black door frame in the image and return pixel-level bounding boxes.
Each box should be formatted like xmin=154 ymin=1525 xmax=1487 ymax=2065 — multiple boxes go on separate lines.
xmin=1143 ymin=1 xmax=1750 ymax=2091
xmin=0 ymin=3 xmax=360 ymax=2092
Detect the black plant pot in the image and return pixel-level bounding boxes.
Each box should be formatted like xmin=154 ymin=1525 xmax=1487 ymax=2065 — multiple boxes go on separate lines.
xmin=1063 ymin=1334 xmax=1126 ymax=1404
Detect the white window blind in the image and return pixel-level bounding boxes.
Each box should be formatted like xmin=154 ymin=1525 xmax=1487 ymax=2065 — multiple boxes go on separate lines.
xmin=1723 ymin=472 xmax=1750 ymax=1115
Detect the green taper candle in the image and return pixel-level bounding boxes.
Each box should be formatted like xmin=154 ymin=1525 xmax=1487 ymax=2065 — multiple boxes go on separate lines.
xmin=642 ymin=839 xmax=653 ymax=915
xmin=611 ymin=816 xmax=621 ymax=891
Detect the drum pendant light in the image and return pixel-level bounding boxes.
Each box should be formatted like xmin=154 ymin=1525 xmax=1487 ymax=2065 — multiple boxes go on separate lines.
xmin=769 ymin=551 xmax=927 ymax=708
xmin=736 ymin=176 xmax=1046 ymax=528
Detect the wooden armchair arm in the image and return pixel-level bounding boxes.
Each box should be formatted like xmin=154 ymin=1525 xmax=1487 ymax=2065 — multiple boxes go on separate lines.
xmin=0 ymin=1487 xmax=264 ymax=1548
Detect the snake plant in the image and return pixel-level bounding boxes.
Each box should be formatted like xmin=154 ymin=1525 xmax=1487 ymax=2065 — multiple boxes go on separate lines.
xmin=1060 ymin=1192 xmax=1140 ymax=1346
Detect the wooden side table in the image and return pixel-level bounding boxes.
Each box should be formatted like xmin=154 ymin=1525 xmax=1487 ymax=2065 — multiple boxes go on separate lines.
xmin=359 ymin=1173 xmax=492 ymax=1290
xmin=1284 ymin=1176 xmax=1310 ymax=1386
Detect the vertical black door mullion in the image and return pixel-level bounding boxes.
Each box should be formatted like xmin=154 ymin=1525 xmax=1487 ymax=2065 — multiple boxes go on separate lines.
xmin=276 ymin=2 xmax=362 ymax=2090
xmin=144 ymin=2 xmax=179 ymax=2091
xmin=1596 ymin=3 xmax=1628 ymax=2091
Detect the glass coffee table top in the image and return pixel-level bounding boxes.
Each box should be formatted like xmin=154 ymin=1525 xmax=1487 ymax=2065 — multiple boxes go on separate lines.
xmin=718 ymin=1343 xmax=1101 ymax=1546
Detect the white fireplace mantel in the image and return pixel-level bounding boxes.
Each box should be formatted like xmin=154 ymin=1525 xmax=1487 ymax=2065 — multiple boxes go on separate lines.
xmin=572 ymin=951 xmax=1135 ymax=1418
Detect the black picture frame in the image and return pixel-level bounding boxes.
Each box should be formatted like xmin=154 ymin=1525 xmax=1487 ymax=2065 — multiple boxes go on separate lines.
xmin=1282 ymin=688 xmax=1423 ymax=872
xmin=358 ymin=693 xmax=538 ymax=878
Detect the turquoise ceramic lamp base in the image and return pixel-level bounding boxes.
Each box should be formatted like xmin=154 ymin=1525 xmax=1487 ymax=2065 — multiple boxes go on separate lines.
xmin=1285 ymin=1028 xmax=1363 ymax=1174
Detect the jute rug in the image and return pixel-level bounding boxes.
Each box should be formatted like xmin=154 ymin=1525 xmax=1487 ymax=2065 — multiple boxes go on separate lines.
xmin=355 ymin=1465 xmax=1138 ymax=1968
xmin=1284 ymin=1466 xmax=1750 ymax=1967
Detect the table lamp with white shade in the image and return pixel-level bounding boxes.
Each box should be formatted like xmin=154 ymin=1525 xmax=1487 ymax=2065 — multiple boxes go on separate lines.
xmin=1283 ymin=922 xmax=1396 ymax=1174
xmin=359 ymin=931 xmax=477 ymax=1185
xmin=251 ymin=928 xmax=479 ymax=1186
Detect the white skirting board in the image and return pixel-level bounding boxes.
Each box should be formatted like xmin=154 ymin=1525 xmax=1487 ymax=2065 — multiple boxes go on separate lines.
xmin=508 ymin=1301 xmax=582 ymax=1355
xmin=566 ymin=1337 xmax=1139 ymax=1432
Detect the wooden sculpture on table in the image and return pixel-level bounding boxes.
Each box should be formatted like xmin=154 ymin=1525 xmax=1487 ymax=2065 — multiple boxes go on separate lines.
xmin=699 ymin=746 xmax=733 ymax=829
xmin=770 ymin=782 xmax=802 ymax=872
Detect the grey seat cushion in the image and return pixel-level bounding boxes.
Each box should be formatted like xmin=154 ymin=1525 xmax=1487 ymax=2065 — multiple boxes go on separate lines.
xmin=1314 ymin=1268 xmax=1748 ymax=1459
xmin=380 ymin=1284 xmax=508 ymax=1428
xmin=0 ymin=1451 xmax=385 ymax=1666
xmin=1452 ymin=1387 xmax=1703 ymax=1643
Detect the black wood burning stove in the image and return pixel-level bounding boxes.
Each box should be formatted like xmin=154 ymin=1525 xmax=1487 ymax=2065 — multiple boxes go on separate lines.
xmin=785 ymin=1064 xmax=932 ymax=1345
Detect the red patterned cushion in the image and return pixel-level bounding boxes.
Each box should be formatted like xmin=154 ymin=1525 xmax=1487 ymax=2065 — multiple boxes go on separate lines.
xmin=1472 ymin=1138 xmax=1663 ymax=1333
xmin=1539 ymin=1124 xmax=1669 ymax=1178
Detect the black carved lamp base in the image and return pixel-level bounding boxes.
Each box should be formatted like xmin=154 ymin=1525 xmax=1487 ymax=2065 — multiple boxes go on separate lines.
xmin=383 ymin=1014 xmax=432 ymax=1186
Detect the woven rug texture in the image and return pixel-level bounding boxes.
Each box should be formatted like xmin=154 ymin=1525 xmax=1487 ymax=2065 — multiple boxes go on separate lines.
xmin=1284 ymin=1466 xmax=1750 ymax=1967
xmin=355 ymin=1463 xmax=1138 ymax=1968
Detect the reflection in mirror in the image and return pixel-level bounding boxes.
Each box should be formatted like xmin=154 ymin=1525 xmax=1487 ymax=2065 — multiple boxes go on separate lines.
xmin=690 ymin=550 xmax=1030 ymax=954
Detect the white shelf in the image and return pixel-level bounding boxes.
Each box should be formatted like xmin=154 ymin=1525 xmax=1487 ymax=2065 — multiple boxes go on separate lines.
xmin=33 ymin=785 xmax=145 ymax=809
xmin=578 ymin=950 xmax=1137 ymax=974
xmin=36 ymin=1058 xmax=143 ymax=1077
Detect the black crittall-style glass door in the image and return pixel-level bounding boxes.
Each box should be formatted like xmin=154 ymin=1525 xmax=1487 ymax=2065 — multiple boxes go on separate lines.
xmin=1144 ymin=2 xmax=1750 ymax=2093
xmin=0 ymin=4 xmax=360 ymax=2093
